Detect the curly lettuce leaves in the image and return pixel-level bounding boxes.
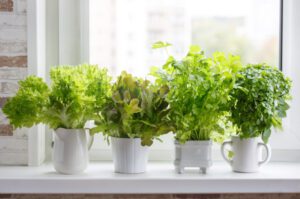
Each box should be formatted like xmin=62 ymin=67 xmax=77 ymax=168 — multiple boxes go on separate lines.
xmin=3 ymin=76 xmax=49 ymax=128
xmin=3 ymin=64 xmax=111 ymax=130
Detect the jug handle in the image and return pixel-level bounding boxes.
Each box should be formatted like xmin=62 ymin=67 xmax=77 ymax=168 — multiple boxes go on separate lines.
xmin=85 ymin=129 xmax=94 ymax=151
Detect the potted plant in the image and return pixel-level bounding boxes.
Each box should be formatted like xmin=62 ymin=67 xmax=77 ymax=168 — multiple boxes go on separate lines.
xmin=221 ymin=64 xmax=292 ymax=173
xmin=3 ymin=64 xmax=111 ymax=174
xmin=152 ymin=43 xmax=241 ymax=174
xmin=91 ymin=71 xmax=173 ymax=174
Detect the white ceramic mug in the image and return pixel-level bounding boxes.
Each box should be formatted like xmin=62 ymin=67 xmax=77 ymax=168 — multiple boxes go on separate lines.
xmin=221 ymin=136 xmax=271 ymax=173
xmin=53 ymin=128 xmax=93 ymax=174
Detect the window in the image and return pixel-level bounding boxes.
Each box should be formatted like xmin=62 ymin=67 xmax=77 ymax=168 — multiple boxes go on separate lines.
xmin=89 ymin=0 xmax=280 ymax=77
xmin=87 ymin=0 xmax=282 ymax=160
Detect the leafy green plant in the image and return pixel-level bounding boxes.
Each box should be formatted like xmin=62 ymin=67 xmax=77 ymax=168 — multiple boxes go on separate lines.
xmin=152 ymin=44 xmax=242 ymax=143
xmin=91 ymin=71 xmax=173 ymax=146
xmin=230 ymin=64 xmax=292 ymax=143
xmin=44 ymin=65 xmax=111 ymax=129
xmin=2 ymin=76 xmax=49 ymax=128
xmin=3 ymin=64 xmax=111 ymax=130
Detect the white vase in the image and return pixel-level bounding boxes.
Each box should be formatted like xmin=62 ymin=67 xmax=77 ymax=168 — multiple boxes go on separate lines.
xmin=111 ymin=137 xmax=149 ymax=174
xmin=174 ymin=140 xmax=212 ymax=174
xmin=221 ymin=136 xmax=271 ymax=173
xmin=53 ymin=128 xmax=91 ymax=174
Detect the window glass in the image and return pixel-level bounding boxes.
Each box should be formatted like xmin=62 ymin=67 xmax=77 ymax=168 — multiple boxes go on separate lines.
xmin=90 ymin=0 xmax=280 ymax=77
xmin=88 ymin=0 xmax=280 ymax=159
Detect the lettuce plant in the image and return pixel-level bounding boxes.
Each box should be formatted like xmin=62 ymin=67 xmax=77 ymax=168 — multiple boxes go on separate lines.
xmin=3 ymin=64 xmax=111 ymax=130
xmin=230 ymin=64 xmax=292 ymax=143
xmin=2 ymin=76 xmax=49 ymax=128
xmin=92 ymin=71 xmax=173 ymax=146
xmin=152 ymin=44 xmax=241 ymax=143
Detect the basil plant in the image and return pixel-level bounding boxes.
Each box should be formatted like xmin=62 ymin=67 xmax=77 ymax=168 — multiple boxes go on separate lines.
xmin=229 ymin=64 xmax=292 ymax=143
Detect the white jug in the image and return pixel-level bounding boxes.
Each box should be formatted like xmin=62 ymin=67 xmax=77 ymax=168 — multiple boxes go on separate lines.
xmin=53 ymin=128 xmax=93 ymax=174
xmin=221 ymin=136 xmax=271 ymax=173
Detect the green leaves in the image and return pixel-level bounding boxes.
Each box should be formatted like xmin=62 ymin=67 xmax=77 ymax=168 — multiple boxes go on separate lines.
xmin=44 ymin=64 xmax=111 ymax=129
xmin=125 ymin=99 xmax=142 ymax=114
xmin=3 ymin=64 xmax=111 ymax=130
xmin=3 ymin=76 xmax=49 ymax=128
xmin=152 ymin=45 xmax=291 ymax=144
xmin=188 ymin=45 xmax=201 ymax=55
xmin=3 ymin=45 xmax=292 ymax=147
xmin=230 ymin=64 xmax=292 ymax=143
xmin=153 ymin=45 xmax=242 ymax=143
xmin=93 ymin=71 xmax=173 ymax=146
xmin=152 ymin=41 xmax=172 ymax=49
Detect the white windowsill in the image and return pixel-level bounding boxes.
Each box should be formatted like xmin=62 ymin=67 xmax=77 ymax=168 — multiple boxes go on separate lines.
xmin=0 ymin=161 xmax=300 ymax=194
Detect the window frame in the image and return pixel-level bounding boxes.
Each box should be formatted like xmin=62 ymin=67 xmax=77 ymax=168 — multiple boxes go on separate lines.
xmin=26 ymin=0 xmax=47 ymax=166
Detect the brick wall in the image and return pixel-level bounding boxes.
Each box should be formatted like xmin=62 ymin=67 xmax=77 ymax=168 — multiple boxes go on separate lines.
xmin=0 ymin=0 xmax=28 ymax=165
xmin=0 ymin=194 xmax=300 ymax=199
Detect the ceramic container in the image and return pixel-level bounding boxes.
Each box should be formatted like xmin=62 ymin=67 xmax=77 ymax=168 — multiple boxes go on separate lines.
xmin=53 ymin=128 xmax=92 ymax=174
xmin=221 ymin=136 xmax=271 ymax=173
xmin=174 ymin=140 xmax=212 ymax=174
xmin=111 ymin=137 xmax=149 ymax=174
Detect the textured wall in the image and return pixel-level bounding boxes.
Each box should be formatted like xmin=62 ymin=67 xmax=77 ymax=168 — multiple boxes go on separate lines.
xmin=1 ymin=194 xmax=300 ymax=199
xmin=0 ymin=0 xmax=28 ymax=165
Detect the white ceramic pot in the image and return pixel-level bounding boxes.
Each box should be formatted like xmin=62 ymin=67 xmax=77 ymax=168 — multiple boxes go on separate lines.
xmin=174 ymin=140 xmax=212 ymax=174
xmin=221 ymin=136 xmax=271 ymax=173
xmin=53 ymin=128 xmax=93 ymax=174
xmin=111 ymin=137 xmax=149 ymax=174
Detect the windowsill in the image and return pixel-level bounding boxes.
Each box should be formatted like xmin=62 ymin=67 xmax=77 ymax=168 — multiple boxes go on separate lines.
xmin=1 ymin=161 xmax=300 ymax=194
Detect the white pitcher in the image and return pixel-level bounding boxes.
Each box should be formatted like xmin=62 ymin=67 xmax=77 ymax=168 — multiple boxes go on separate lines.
xmin=221 ymin=136 xmax=271 ymax=173
xmin=53 ymin=128 xmax=93 ymax=174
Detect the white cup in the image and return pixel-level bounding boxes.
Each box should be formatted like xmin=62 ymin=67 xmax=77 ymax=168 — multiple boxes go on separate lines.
xmin=221 ymin=136 xmax=271 ymax=173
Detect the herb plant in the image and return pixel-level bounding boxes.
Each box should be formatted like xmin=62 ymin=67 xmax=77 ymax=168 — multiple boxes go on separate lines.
xmin=230 ymin=64 xmax=292 ymax=143
xmin=152 ymin=45 xmax=241 ymax=143
xmin=92 ymin=71 xmax=173 ymax=146
xmin=3 ymin=64 xmax=111 ymax=130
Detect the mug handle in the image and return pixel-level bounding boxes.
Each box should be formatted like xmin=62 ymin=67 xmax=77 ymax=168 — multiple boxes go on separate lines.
xmin=258 ymin=142 xmax=271 ymax=166
xmin=221 ymin=141 xmax=233 ymax=165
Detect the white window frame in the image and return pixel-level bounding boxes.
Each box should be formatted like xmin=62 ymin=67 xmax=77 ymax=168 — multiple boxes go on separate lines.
xmin=26 ymin=0 xmax=47 ymax=166
xmin=278 ymin=0 xmax=300 ymax=160
xmin=40 ymin=0 xmax=300 ymax=162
